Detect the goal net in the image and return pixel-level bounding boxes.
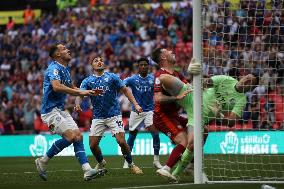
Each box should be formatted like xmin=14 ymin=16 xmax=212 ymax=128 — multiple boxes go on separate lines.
xmin=200 ymin=0 xmax=284 ymax=183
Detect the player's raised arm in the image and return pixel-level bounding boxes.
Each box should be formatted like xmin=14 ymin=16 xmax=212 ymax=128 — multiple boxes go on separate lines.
xmin=51 ymin=80 xmax=95 ymax=96
xmin=154 ymin=75 xmax=191 ymax=103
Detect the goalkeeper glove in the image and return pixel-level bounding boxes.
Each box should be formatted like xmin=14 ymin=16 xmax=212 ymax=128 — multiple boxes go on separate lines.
xmin=208 ymin=100 xmax=224 ymax=118
xmin=187 ymin=58 xmax=202 ymax=75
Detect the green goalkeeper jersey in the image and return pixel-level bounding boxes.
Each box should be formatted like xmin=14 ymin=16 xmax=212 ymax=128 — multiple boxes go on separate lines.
xmin=178 ymin=75 xmax=247 ymax=127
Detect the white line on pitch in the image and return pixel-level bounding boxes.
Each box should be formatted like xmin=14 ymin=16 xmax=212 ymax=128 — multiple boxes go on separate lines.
xmin=0 ymin=166 xmax=154 ymax=175
xmin=111 ymin=183 xmax=194 ymax=189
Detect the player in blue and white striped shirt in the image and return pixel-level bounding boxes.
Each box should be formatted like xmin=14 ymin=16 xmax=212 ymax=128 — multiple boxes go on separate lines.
xmin=36 ymin=44 xmax=104 ymax=181
xmin=123 ymin=58 xmax=162 ymax=169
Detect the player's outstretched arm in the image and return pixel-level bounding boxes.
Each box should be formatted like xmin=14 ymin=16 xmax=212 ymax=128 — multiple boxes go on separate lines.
xmin=154 ymin=90 xmax=190 ymax=104
xmin=120 ymin=86 xmax=142 ymax=113
xmin=51 ymin=80 xmax=100 ymax=96
xmin=154 ymin=92 xmax=178 ymax=103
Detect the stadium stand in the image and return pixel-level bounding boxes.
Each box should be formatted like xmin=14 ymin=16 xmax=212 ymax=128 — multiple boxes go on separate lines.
xmin=0 ymin=0 xmax=283 ymax=134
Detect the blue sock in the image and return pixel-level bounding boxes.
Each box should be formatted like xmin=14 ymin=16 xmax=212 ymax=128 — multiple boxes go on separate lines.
xmin=46 ymin=138 xmax=71 ymax=158
xmin=73 ymin=140 xmax=88 ymax=165
xmin=127 ymin=133 xmax=137 ymax=152
xmin=123 ymin=152 xmax=133 ymax=165
xmin=151 ymin=132 xmax=160 ymax=156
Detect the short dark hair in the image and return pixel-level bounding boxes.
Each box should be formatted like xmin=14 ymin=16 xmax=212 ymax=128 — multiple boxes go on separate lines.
xmin=137 ymin=57 xmax=149 ymax=65
xmin=49 ymin=44 xmax=59 ymax=59
xmin=151 ymin=48 xmax=163 ymax=64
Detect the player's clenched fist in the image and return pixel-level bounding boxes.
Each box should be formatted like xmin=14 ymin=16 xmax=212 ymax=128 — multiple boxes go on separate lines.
xmin=91 ymin=89 xmax=104 ymax=96
xmin=134 ymin=104 xmax=143 ymax=114
xmin=187 ymin=58 xmax=202 ymax=75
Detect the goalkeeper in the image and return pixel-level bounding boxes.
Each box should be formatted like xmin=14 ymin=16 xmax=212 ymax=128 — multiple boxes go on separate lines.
xmin=158 ymin=58 xmax=259 ymax=179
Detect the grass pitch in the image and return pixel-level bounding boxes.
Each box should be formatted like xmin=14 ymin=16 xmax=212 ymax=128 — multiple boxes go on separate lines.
xmin=0 ymin=155 xmax=283 ymax=189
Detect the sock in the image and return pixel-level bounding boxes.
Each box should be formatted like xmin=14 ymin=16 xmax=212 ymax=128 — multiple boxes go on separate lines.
xmin=172 ymin=148 xmax=191 ymax=176
xmin=165 ymin=144 xmax=185 ymax=168
xmin=154 ymin=155 xmax=159 ymax=162
xmin=82 ymin=163 xmax=92 ymax=172
xmin=127 ymin=133 xmax=137 ymax=152
xmin=46 ymin=137 xmax=71 ymax=159
xmin=91 ymin=148 xmax=104 ymax=163
xmin=41 ymin=154 xmax=50 ymax=163
xmin=73 ymin=140 xmax=89 ymax=165
xmin=123 ymin=152 xmax=133 ymax=165
xmin=151 ymin=132 xmax=160 ymax=156
xmin=162 ymin=165 xmax=171 ymax=171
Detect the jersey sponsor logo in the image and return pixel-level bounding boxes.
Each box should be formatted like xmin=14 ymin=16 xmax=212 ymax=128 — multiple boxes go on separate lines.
xmin=229 ymin=98 xmax=236 ymax=105
xmin=53 ymin=69 xmax=59 ymax=76
xmin=216 ymin=92 xmax=228 ymax=104
xmin=93 ymin=85 xmax=110 ymax=92
xmin=155 ymin=78 xmax=160 ymax=85
xmin=135 ymin=86 xmax=152 ymax=92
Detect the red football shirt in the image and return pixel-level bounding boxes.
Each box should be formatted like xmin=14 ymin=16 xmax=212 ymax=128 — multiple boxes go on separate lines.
xmin=154 ymin=68 xmax=187 ymax=115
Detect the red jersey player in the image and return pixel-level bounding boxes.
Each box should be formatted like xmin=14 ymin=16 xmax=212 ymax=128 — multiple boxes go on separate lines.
xmin=151 ymin=48 xmax=191 ymax=182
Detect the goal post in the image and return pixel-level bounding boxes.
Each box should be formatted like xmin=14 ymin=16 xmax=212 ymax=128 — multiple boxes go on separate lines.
xmin=193 ymin=0 xmax=284 ymax=184
xmin=192 ymin=0 xmax=204 ymax=184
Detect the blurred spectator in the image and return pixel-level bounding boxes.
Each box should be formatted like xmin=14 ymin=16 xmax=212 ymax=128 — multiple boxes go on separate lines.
xmin=23 ymin=5 xmax=35 ymax=25
xmin=250 ymin=95 xmax=261 ymax=129
xmin=264 ymin=99 xmax=276 ymax=129
xmin=0 ymin=1 xmax=283 ymax=134
xmin=6 ymin=17 xmax=15 ymax=31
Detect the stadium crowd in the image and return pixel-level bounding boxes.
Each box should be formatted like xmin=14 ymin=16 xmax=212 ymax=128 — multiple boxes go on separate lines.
xmin=0 ymin=0 xmax=283 ymax=135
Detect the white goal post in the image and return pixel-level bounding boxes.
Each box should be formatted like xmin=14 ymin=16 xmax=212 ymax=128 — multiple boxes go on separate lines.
xmin=193 ymin=0 xmax=204 ymax=184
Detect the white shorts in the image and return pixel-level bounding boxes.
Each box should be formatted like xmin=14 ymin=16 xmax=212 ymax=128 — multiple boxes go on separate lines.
xmin=41 ymin=107 xmax=78 ymax=135
xmin=128 ymin=111 xmax=153 ymax=131
xmin=89 ymin=115 xmax=125 ymax=136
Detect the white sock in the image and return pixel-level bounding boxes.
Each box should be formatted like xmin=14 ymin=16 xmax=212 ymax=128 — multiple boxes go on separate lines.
xmin=154 ymin=155 xmax=159 ymax=162
xmin=129 ymin=162 xmax=135 ymax=167
xmin=82 ymin=163 xmax=92 ymax=172
xmin=163 ymin=165 xmax=171 ymax=171
xmin=41 ymin=154 xmax=50 ymax=163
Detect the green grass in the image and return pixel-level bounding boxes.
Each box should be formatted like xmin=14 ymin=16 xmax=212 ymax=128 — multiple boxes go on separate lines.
xmin=0 ymin=155 xmax=283 ymax=189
